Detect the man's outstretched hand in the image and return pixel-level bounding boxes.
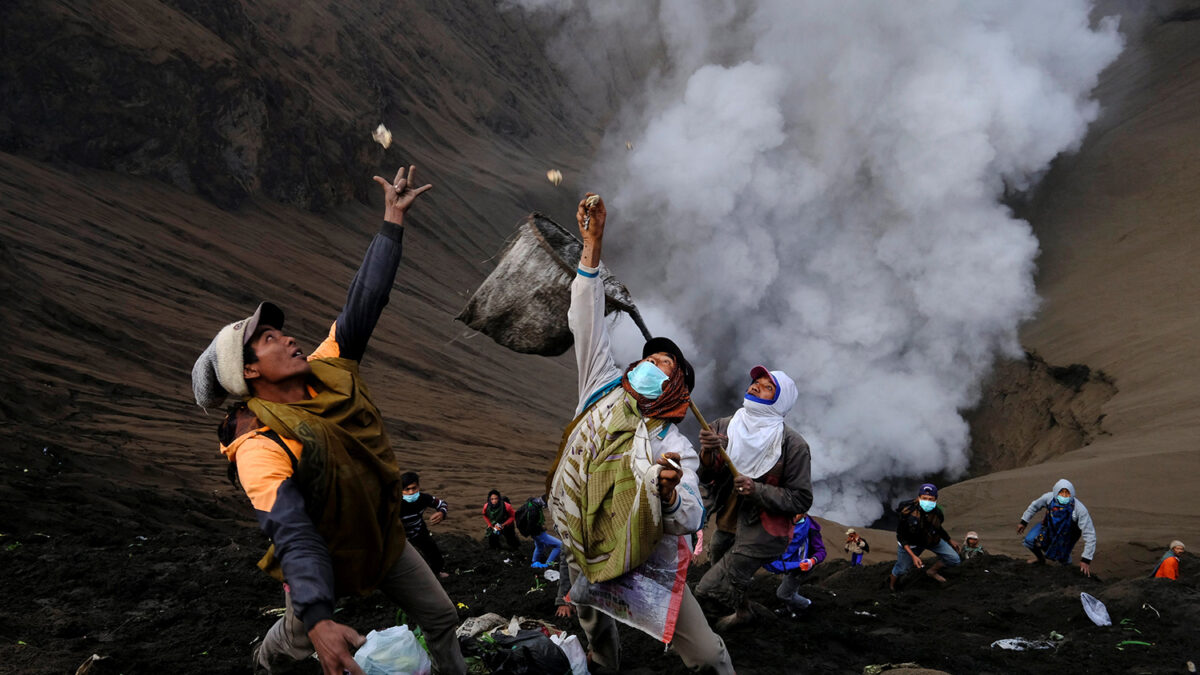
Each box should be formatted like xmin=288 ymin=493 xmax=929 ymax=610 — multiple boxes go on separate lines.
xmin=576 ymin=193 xmax=606 ymax=268
xmin=308 ymin=619 xmax=366 ymax=675
xmin=374 ymin=165 xmax=433 ymax=225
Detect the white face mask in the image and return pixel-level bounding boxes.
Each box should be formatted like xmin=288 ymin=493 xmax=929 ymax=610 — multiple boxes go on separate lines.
xmin=627 ymin=360 xmax=669 ymax=398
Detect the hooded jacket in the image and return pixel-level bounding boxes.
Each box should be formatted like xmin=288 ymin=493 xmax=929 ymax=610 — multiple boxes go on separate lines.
xmin=1020 ymin=478 xmax=1097 ymax=563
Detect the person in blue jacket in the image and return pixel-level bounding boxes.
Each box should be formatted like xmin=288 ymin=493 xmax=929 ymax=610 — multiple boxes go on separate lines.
xmin=763 ymin=513 xmax=826 ymax=614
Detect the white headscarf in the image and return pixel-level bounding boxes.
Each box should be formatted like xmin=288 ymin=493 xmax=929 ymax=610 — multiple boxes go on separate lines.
xmin=726 ymin=370 xmax=798 ymax=479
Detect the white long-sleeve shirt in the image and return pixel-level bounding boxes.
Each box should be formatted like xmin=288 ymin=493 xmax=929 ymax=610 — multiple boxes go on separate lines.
xmin=566 ymin=264 xmax=703 ymax=535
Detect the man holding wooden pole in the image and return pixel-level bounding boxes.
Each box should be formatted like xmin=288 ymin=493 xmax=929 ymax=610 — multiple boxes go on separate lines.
xmin=547 ymin=194 xmax=734 ymax=674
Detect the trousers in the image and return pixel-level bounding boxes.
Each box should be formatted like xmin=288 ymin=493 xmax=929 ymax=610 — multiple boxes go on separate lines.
xmin=253 ymin=543 xmax=466 ymax=674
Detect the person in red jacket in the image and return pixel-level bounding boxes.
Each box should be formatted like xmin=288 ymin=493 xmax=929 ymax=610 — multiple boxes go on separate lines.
xmin=482 ymin=490 xmax=519 ymax=550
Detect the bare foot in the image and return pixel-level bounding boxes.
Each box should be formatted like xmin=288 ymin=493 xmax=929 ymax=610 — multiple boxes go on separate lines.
xmin=926 ymin=569 xmax=947 ymax=583
xmin=1026 ymin=557 xmax=1045 ymax=565
xmin=715 ymin=609 xmax=754 ymax=631
xmin=438 ymin=571 xmax=450 ymax=579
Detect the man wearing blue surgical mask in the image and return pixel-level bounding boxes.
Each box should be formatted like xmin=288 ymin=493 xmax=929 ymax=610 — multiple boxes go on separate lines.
xmin=545 ymin=194 xmax=732 ymax=674
xmin=890 ymin=483 xmax=961 ymax=591
xmin=1016 ymin=478 xmax=1097 ymax=576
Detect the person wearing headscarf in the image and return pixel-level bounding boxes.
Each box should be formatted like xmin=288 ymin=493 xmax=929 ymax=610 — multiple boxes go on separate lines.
xmin=481 ymin=489 xmax=519 ymax=551
xmin=1016 ymin=478 xmax=1098 ymax=576
xmin=1152 ymin=540 xmax=1185 ymax=580
xmin=890 ymin=483 xmax=961 ymax=591
xmin=694 ymin=365 xmax=813 ymax=630
xmin=546 ymin=194 xmax=733 ymax=674
xmin=960 ymin=531 xmax=986 ymax=561
xmin=844 ymin=528 xmax=870 ymax=566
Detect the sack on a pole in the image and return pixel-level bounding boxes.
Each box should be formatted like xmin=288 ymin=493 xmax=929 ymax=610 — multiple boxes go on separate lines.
xmin=456 ymin=213 xmax=646 ymax=356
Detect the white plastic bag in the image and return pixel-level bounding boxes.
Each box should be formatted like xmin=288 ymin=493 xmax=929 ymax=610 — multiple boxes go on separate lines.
xmin=353 ymin=625 xmax=432 ymax=675
xmin=1081 ymin=592 xmax=1112 ymax=627
xmin=991 ymin=637 xmax=1056 ymax=651
xmin=550 ymin=633 xmax=590 ymax=675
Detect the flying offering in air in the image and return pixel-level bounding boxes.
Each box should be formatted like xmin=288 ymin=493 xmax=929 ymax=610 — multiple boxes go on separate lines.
xmin=372 ymin=124 xmax=393 ymax=149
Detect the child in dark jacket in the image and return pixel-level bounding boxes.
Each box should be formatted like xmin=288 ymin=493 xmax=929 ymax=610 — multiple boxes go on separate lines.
xmin=399 ymin=472 xmax=450 ymax=578
xmin=763 ymin=514 xmax=826 ymax=613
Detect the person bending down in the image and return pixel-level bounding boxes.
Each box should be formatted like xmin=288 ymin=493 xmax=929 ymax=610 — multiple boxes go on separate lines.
xmin=1016 ymin=478 xmax=1097 ymax=576
xmin=890 ymin=483 xmax=961 ymax=591
xmin=764 ymin=513 xmax=826 ymax=615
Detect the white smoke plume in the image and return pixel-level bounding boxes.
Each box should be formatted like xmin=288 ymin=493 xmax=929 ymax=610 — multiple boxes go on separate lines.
xmin=508 ymin=0 xmax=1123 ymax=525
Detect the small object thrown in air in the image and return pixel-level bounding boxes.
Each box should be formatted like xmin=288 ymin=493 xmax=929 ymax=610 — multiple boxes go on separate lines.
xmin=372 ymin=124 xmax=392 ymax=149
xmin=582 ymin=194 xmax=600 ymax=230
xmin=546 ymin=169 xmax=563 ymax=186
xmin=625 ymin=140 xmax=633 ymax=150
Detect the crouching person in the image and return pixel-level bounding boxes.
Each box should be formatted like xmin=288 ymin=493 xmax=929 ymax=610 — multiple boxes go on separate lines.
xmin=195 ymin=167 xmax=465 ymax=675
xmin=694 ymin=365 xmax=812 ymax=630
xmin=889 ymin=483 xmax=961 ymax=591
xmin=1017 ymin=478 xmax=1097 ymax=576
xmin=764 ymin=513 xmax=826 ymax=616
xmin=548 ymin=194 xmax=733 ymax=674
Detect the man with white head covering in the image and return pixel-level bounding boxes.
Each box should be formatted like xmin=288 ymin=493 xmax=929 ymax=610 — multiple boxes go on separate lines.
xmin=694 ymin=365 xmax=813 ymax=630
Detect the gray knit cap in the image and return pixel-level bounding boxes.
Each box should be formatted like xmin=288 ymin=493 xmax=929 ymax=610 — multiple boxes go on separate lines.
xmin=191 ymin=302 xmax=285 ymax=408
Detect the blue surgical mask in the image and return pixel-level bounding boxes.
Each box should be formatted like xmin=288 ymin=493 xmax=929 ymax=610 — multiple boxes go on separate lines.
xmin=1055 ymin=495 xmax=1071 ymax=505
xmin=628 ymin=361 xmax=669 ymax=399
xmin=918 ymin=499 xmax=937 ymax=513
xmin=402 ymin=492 xmax=420 ymax=503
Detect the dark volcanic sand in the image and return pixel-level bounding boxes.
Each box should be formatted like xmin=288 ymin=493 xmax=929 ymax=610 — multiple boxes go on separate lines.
xmin=2 ymin=508 xmax=1196 ymax=674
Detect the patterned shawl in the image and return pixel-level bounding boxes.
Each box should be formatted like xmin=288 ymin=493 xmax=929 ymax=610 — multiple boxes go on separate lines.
xmin=550 ymin=386 xmax=666 ymax=582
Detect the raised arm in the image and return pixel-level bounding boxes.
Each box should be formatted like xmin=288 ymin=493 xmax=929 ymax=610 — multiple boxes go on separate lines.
xmin=318 ymin=166 xmax=433 ymax=362
xmin=567 ymin=193 xmax=623 ymax=411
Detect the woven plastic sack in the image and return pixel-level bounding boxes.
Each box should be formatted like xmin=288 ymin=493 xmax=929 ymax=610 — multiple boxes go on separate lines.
xmin=353 ymin=625 xmax=432 ymax=675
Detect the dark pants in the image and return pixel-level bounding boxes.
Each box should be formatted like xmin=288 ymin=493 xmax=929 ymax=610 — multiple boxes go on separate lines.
xmin=408 ymin=528 xmax=445 ymax=575
xmin=696 ymin=530 xmax=773 ymax=611
xmin=851 ymin=552 xmax=864 ymax=566
xmin=1023 ymin=522 xmax=1081 ymax=563
xmin=487 ymin=524 xmax=520 ymax=550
